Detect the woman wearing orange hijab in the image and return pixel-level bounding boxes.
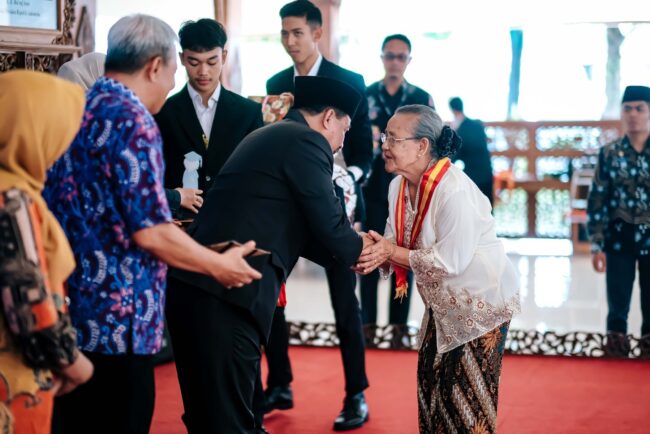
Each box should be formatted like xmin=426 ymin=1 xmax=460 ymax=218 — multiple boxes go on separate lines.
xmin=0 ymin=70 xmax=93 ymax=434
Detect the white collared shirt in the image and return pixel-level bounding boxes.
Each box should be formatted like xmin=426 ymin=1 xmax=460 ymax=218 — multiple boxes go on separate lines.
xmin=187 ymin=83 xmax=221 ymax=141
xmin=293 ymin=53 xmax=323 ymax=77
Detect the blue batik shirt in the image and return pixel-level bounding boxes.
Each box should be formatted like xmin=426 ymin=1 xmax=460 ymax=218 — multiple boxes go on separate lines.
xmin=44 ymin=76 xmax=172 ymax=355
xmin=587 ymin=136 xmax=650 ymax=256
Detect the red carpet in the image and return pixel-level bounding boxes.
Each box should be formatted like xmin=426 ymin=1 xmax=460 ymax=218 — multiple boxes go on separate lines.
xmin=152 ymin=347 xmax=650 ymax=434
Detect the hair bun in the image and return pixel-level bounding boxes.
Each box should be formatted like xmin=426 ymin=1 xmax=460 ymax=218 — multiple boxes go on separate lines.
xmin=435 ymin=126 xmax=462 ymax=158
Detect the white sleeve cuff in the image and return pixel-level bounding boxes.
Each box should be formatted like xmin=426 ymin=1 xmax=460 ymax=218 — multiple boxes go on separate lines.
xmin=347 ymin=166 xmax=363 ymax=182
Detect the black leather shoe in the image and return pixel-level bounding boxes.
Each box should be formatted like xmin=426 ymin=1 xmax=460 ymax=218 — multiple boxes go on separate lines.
xmin=333 ymin=392 xmax=369 ymax=431
xmin=255 ymin=425 xmax=270 ymax=434
xmin=263 ymin=385 xmax=294 ymax=414
xmin=604 ymin=331 xmax=630 ymax=358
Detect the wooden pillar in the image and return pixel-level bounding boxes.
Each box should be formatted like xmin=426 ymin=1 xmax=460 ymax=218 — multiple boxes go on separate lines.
xmin=214 ymin=0 xmax=242 ymax=92
xmin=312 ymin=0 xmax=341 ymax=63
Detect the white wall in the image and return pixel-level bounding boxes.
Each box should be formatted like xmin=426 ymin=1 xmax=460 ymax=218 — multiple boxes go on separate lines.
xmin=94 ymin=0 xmax=215 ymax=95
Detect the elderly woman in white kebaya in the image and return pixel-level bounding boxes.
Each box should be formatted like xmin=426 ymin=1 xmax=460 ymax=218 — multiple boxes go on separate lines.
xmin=356 ymin=104 xmax=520 ymax=434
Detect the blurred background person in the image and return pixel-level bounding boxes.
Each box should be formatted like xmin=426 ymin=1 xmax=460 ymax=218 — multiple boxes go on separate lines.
xmin=449 ymin=96 xmax=494 ymax=205
xmin=0 ymin=70 xmax=93 ymax=434
xmin=587 ymin=85 xmax=650 ymax=358
xmin=57 ymin=52 xmax=106 ymax=91
xmin=361 ymin=33 xmax=435 ymax=339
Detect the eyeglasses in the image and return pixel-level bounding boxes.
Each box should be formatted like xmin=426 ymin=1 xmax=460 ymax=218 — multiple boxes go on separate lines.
xmin=380 ymin=133 xmax=419 ymax=146
xmin=381 ymin=53 xmax=411 ymax=63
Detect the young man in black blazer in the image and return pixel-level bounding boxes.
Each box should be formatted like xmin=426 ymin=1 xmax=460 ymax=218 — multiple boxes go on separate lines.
xmin=155 ymin=19 xmax=263 ymax=216
xmin=165 ymin=76 xmax=373 ymax=434
xmin=264 ymin=1 xmax=372 ymax=431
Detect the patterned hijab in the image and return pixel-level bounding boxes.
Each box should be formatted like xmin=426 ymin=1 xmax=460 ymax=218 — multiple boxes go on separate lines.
xmin=0 ymin=70 xmax=85 ymax=289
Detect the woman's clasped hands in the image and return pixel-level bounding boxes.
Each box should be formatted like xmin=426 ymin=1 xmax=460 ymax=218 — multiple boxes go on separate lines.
xmin=353 ymin=230 xmax=396 ymax=275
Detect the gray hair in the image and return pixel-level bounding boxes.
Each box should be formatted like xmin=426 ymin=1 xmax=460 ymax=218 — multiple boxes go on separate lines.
xmin=105 ymin=14 xmax=177 ymax=73
xmin=395 ymin=104 xmax=444 ymax=157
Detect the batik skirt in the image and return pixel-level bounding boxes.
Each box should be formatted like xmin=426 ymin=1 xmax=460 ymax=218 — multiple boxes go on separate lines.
xmin=417 ymin=310 xmax=510 ymax=434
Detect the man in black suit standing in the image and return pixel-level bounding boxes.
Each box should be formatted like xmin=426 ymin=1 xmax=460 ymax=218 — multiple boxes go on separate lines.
xmin=361 ymin=34 xmax=435 ymax=335
xmin=155 ymin=19 xmax=263 ymax=217
xmin=264 ymin=1 xmax=372 ymax=430
xmin=449 ymin=96 xmax=494 ymax=205
xmin=165 ymin=76 xmax=372 ymax=434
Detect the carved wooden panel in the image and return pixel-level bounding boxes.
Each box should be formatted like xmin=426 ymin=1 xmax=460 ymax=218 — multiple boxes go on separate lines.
xmin=53 ymin=0 xmax=76 ymax=46
xmin=30 ymin=54 xmax=58 ymax=73
xmin=288 ymin=321 xmax=649 ymax=359
xmin=0 ymin=0 xmax=94 ymax=74
xmin=0 ymin=53 xmax=17 ymax=72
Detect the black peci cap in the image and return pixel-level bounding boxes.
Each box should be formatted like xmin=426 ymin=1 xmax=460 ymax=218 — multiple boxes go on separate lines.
xmin=622 ymin=85 xmax=650 ymax=103
xmin=293 ymin=76 xmax=361 ymax=118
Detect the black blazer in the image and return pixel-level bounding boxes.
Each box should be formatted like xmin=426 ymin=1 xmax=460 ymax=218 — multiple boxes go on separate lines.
xmin=266 ymin=58 xmax=373 ymax=177
xmin=454 ymin=118 xmax=493 ymax=185
xmin=170 ymin=110 xmax=363 ymax=339
xmin=155 ymin=85 xmax=263 ymax=193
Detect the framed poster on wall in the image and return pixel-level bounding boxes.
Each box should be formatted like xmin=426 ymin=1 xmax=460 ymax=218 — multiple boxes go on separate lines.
xmin=0 ymin=0 xmax=59 ymax=30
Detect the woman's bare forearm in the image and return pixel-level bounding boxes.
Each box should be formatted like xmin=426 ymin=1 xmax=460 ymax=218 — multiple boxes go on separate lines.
xmin=388 ymin=244 xmax=411 ymax=269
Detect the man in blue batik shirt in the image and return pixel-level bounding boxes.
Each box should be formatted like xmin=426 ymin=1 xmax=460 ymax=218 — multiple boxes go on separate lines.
xmin=44 ymin=14 xmax=261 ymax=434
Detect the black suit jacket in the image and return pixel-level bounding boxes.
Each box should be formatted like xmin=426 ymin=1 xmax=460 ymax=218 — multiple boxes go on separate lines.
xmin=170 ymin=110 xmax=363 ymax=339
xmin=266 ymin=58 xmax=373 ymax=176
xmin=454 ymin=117 xmax=493 ymax=185
xmin=155 ymin=85 xmax=263 ymax=193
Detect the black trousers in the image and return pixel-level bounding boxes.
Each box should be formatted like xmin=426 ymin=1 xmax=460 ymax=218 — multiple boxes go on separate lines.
xmin=265 ymin=306 xmax=293 ymax=388
xmin=605 ymin=252 xmax=650 ymax=336
xmin=360 ymin=270 xmax=414 ymax=325
xmin=265 ymin=264 xmax=369 ymax=397
xmin=52 ymin=352 xmax=155 ymax=434
xmin=166 ymin=277 xmax=262 ymax=434
xmin=359 ymin=197 xmax=414 ymax=325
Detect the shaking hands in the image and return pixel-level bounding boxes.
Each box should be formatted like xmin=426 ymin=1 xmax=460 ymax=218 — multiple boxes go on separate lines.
xmin=353 ymin=230 xmax=396 ymax=275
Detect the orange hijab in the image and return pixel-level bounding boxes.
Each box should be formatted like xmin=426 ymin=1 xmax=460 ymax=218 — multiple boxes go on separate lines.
xmin=0 ymin=70 xmax=85 ymax=289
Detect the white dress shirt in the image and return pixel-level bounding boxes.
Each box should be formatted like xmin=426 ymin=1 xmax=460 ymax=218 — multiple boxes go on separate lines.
xmin=293 ymin=53 xmax=323 ymax=77
xmin=187 ymin=83 xmax=221 ymax=142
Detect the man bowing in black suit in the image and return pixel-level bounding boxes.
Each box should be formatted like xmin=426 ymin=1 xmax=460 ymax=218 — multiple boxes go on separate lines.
xmin=264 ymin=2 xmax=372 ymax=430
xmin=165 ymin=76 xmax=373 ymax=434
xmin=155 ymin=19 xmax=263 ymax=217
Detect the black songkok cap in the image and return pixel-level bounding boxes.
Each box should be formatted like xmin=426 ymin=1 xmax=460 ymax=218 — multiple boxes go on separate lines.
xmin=622 ymin=85 xmax=650 ymax=103
xmin=293 ymin=76 xmax=361 ymax=118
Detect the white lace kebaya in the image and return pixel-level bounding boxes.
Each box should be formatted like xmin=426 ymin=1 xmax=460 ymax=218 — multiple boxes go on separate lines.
xmin=380 ymin=163 xmax=521 ymax=353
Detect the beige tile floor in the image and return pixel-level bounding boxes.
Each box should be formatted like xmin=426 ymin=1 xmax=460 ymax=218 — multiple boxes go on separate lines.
xmin=284 ymin=239 xmax=644 ymax=336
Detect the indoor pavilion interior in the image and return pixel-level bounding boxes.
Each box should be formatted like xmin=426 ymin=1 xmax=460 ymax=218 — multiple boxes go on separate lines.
xmin=1 ymin=1 xmax=648 ymax=433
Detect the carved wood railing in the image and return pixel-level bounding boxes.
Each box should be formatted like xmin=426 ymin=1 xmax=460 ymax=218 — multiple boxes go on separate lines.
xmin=484 ymin=120 xmax=623 ymax=243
